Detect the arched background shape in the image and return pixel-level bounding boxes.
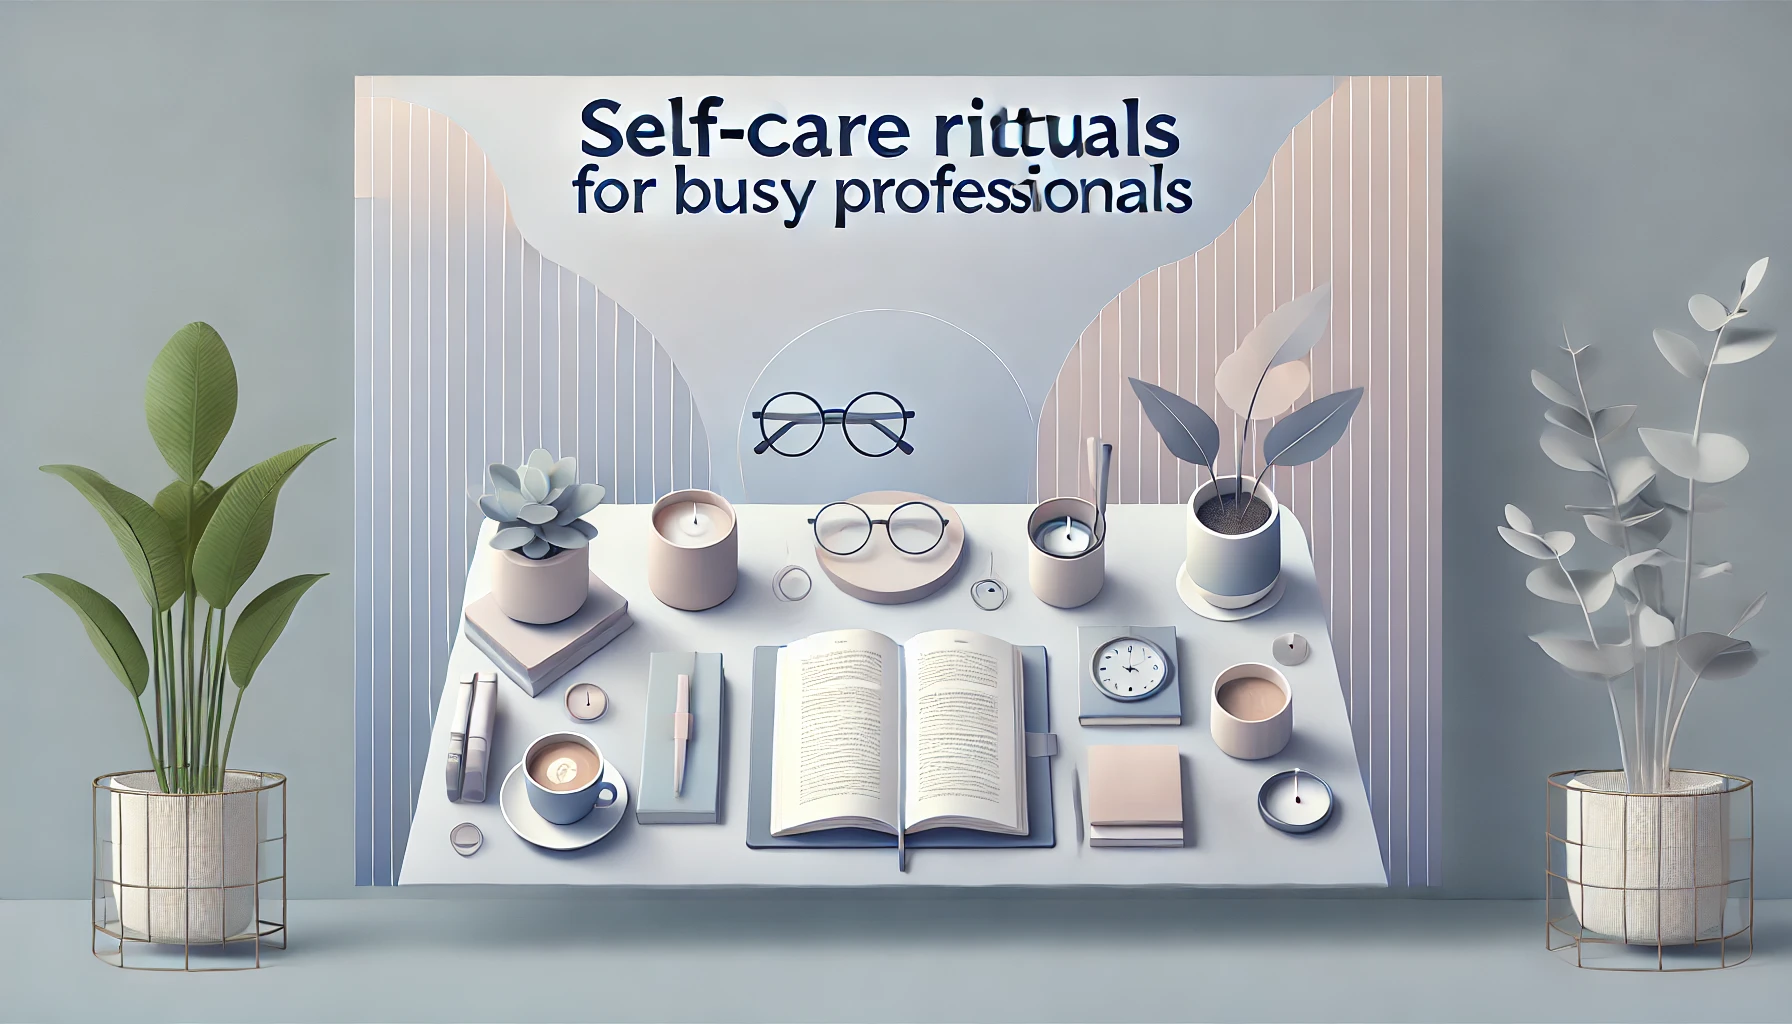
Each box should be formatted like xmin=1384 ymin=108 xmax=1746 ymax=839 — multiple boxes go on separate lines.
xmin=1034 ymin=77 xmax=1443 ymax=885
xmin=738 ymin=309 xmax=1033 ymax=504
xmin=353 ymin=96 xmax=712 ymax=884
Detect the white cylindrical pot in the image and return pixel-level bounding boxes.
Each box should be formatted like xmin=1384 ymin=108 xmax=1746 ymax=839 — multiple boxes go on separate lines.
xmin=109 ymin=772 xmax=260 ymax=944
xmin=491 ymin=545 xmax=590 ymax=624
xmin=1564 ymin=771 xmax=1731 ymax=945
xmin=1184 ymin=475 xmax=1281 ymax=609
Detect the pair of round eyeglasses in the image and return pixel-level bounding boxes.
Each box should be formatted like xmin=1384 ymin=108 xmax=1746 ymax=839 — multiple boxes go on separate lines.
xmin=809 ymin=500 xmax=949 ymax=556
xmin=753 ymin=390 xmax=915 ymax=457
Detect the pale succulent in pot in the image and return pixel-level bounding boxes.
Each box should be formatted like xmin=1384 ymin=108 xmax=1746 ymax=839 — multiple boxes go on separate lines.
xmin=479 ymin=449 xmax=604 ymax=558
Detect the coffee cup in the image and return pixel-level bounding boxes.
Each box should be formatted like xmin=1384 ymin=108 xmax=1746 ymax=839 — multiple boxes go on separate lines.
xmin=523 ymin=732 xmax=619 ymax=825
xmin=1209 ymin=662 xmax=1293 ymax=760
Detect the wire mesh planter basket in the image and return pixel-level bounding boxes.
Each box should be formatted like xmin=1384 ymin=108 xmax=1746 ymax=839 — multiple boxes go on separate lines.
xmin=1546 ymin=769 xmax=1751 ymax=971
xmin=91 ymin=769 xmax=286 ymax=970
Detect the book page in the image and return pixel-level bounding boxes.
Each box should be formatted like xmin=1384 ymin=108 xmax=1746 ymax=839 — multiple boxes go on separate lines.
xmin=770 ymin=629 xmax=900 ymax=835
xmin=901 ymin=629 xmax=1026 ymax=834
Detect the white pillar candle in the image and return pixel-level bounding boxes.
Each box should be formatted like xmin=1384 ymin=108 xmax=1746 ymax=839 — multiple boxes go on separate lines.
xmin=653 ymin=499 xmax=732 ymax=548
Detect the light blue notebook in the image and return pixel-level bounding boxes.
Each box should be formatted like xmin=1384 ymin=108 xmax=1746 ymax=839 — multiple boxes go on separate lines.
xmin=746 ymin=644 xmax=1055 ymax=850
xmin=637 ymin=652 xmax=724 ymax=824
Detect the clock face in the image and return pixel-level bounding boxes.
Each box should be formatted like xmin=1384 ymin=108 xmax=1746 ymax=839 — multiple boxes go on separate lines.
xmin=1092 ymin=637 xmax=1171 ymax=701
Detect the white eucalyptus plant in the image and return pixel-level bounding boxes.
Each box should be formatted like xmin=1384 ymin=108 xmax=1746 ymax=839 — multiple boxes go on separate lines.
xmin=1501 ymin=258 xmax=1772 ymax=794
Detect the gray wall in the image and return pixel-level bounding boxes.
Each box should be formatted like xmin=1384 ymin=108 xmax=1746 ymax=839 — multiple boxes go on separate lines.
xmin=2 ymin=0 xmax=1789 ymax=901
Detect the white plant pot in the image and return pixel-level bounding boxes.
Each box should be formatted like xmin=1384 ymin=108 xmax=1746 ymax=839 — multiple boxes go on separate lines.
xmin=1564 ymin=771 xmax=1731 ymax=945
xmin=1184 ymin=474 xmax=1281 ymax=609
xmin=109 ymin=772 xmax=260 ymax=944
xmin=491 ymin=545 xmax=589 ymax=624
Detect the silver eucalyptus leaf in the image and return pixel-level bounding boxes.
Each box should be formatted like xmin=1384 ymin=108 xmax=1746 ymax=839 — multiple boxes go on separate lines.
xmin=1542 ymin=530 xmax=1576 ymax=556
xmin=1613 ymin=548 xmax=1676 ymax=594
xmin=1688 ymin=294 xmax=1731 ymax=332
xmin=1544 ymin=406 xmax=1594 ymax=438
xmin=1262 ymin=388 xmax=1365 ymax=467
xmin=1638 ymin=605 xmax=1677 ymax=647
xmin=1531 ymin=370 xmax=1580 ymax=410
xmin=1652 ymin=329 xmax=1707 ymax=380
xmin=1526 ymin=564 xmax=1615 ymax=612
xmin=1504 ymin=504 xmax=1535 ymax=533
xmin=518 ymin=502 xmax=557 ymax=525
xmin=1638 ymin=428 xmax=1749 ymax=484
xmin=538 ymin=524 xmax=589 ymax=549
xmin=520 ymin=465 xmax=550 ymax=502
xmin=1540 ymin=428 xmax=1600 ymax=474
xmin=521 ymin=537 xmax=551 ymax=559
xmin=1583 ymin=514 xmax=1624 ymax=548
xmin=1675 ymin=632 xmax=1750 ymax=676
xmin=1740 ymin=257 xmax=1769 ymax=302
xmin=1621 ymin=507 xmax=1665 ymax=528
xmin=491 ymin=526 xmax=534 ymax=550
xmin=1498 ymin=526 xmax=1557 ymax=560
xmin=1699 ymin=647 xmax=1760 ymax=681
xmin=1695 ymin=561 xmax=1733 ymax=579
xmin=1593 ymin=405 xmax=1637 ymax=439
xmin=1713 ymin=328 xmax=1776 ymax=365
xmin=1610 ymin=456 xmax=1656 ymax=503
xmin=1532 ymin=633 xmax=1634 ymax=678
xmin=1734 ymin=593 xmax=1767 ymax=631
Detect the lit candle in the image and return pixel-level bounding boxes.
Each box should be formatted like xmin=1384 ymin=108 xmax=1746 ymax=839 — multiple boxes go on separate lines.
xmin=1257 ymin=769 xmax=1335 ymax=834
xmin=1032 ymin=515 xmax=1095 ymax=557
xmin=653 ymin=499 xmax=732 ymax=548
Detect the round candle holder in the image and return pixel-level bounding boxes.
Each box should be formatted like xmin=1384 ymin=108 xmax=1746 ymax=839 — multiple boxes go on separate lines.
xmin=1026 ymin=496 xmax=1105 ymax=609
xmin=1257 ymin=770 xmax=1335 ymax=834
xmin=647 ymin=488 xmax=738 ymax=611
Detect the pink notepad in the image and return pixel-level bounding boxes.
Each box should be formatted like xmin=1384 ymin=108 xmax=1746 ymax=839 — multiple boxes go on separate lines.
xmin=1086 ymin=745 xmax=1183 ymax=827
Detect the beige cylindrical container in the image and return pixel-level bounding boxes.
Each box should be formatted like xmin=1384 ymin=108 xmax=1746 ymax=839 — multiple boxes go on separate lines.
xmin=1210 ymin=662 xmax=1293 ymax=760
xmin=1026 ymin=496 xmax=1105 ymax=609
xmin=648 ymin=489 xmax=738 ymax=611
xmin=490 ymin=545 xmax=590 ymax=624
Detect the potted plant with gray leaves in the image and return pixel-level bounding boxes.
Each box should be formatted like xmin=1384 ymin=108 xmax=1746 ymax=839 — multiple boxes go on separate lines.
xmin=1131 ymin=285 xmax=1363 ymax=610
xmin=27 ymin=322 xmax=329 ymax=946
xmin=478 ymin=450 xmax=604 ymax=624
xmin=1501 ymin=258 xmax=1771 ymax=947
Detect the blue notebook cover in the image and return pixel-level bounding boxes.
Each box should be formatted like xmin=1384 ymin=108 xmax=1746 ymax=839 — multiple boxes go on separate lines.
xmin=637 ymin=652 xmax=724 ymax=824
xmin=746 ymin=643 xmax=1054 ymax=849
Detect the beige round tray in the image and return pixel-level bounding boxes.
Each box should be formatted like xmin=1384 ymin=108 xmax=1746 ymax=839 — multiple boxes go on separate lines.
xmin=813 ymin=490 xmax=966 ymax=604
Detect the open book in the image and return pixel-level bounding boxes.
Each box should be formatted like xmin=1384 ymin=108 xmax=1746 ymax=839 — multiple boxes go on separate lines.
xmin=770 ymin=628 xmax=1028 ymax=838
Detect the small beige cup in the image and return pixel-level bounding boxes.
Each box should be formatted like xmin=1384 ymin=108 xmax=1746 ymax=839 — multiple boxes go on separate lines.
xmin=647 ymin=489 xmax=738 ymax=611
xmin=1210 ymin=662 xmax=1293 ymax=760
xmin=1026 ymin=497 xmax=1105 ymax=609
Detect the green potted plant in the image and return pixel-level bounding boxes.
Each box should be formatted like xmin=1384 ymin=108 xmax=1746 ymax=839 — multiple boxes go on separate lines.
xmin=27 ymin=322 xmax=329 ymax=946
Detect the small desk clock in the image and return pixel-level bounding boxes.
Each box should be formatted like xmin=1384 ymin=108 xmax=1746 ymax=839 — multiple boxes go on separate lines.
xmin=1078 ymin=625 xmax=1182 ymax=725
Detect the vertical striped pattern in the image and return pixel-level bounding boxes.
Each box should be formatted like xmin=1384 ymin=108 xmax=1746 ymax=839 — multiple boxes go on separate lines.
xmin=353 ymin=97 xmax=713 ymax=885
xmin=1035 ymin=78 xmax=1443 ymax=885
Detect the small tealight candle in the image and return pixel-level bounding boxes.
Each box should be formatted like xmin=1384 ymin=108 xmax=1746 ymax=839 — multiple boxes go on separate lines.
xmin=653 ymin=499 xmax=732 ymax=548
xmin=1032 ymin=515 xmax=1096 ymax=557
xmin=1257 ymin=769 xmax=1335 ymax=834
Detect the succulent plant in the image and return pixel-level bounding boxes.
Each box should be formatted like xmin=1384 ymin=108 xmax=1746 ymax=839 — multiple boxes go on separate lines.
xmin=479 ymin=449 xmax=604 ymax=559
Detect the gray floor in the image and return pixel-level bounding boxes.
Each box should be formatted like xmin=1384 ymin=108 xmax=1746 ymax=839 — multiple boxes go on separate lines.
xmin=3 ymin=897 xmax=1784 ymax=1022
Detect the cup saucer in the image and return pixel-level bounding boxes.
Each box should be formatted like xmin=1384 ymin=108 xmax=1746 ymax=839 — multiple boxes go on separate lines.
xmin=1176 ymin=568 xmax=1287 ymax=622
xmin=499 ymin=763 xmax=629 ymax=851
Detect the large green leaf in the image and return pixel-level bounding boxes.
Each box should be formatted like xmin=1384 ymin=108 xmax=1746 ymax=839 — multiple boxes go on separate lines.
xmin=192 ymin=440 xmax=331 ymax=607
xmin=154 ymin=479 xmax=216 ymax=561
xmin=42 ymin=465 xmax=185 ymax=611
xmin=25 ymin=574 xmax=148 ymax=696
xmin=226 ymin=573 xmax=327 ymax=688
xmin=145 ymin=322 xmax=238 ymax=483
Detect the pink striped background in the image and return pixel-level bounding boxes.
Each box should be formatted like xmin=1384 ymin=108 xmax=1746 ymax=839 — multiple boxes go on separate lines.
xmin=1035 ymin=77 xmax=1443 ymax=884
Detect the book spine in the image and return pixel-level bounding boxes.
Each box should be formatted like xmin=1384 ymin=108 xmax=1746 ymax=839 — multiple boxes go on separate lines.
xmin=462 ymin=673 xmax=498 ymax=802
xmin=445 ymin=678 xmax=475 ymax=801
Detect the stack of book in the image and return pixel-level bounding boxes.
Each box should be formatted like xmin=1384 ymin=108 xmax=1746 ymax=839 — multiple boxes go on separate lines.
xmin=464 ymin=574 xmax=632 ymax=696
xmin=1085 ymin=744 xmax=1185 ymax=847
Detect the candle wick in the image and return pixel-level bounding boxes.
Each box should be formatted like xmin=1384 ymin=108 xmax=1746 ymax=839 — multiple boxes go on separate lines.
xmin=691 ymin=501 xmax=698 ymax=525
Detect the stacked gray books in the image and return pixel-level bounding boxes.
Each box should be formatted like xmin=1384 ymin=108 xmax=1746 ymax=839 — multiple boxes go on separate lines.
xmin=464 ymin=574 xmax=632 ymax=696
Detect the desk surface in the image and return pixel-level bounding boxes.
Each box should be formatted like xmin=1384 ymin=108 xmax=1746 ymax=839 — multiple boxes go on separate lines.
xmin=400 ymin=503 xmax=1386 ymax=887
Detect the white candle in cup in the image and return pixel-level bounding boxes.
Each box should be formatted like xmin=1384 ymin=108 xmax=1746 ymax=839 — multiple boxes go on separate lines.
xmin=1032 ymin=515 xmax=1095 ymax=557
xmin=653 ymin=499 xmax=732 ymax=548
xmin=1257 ymin=769 xmax=1335 ymax=833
